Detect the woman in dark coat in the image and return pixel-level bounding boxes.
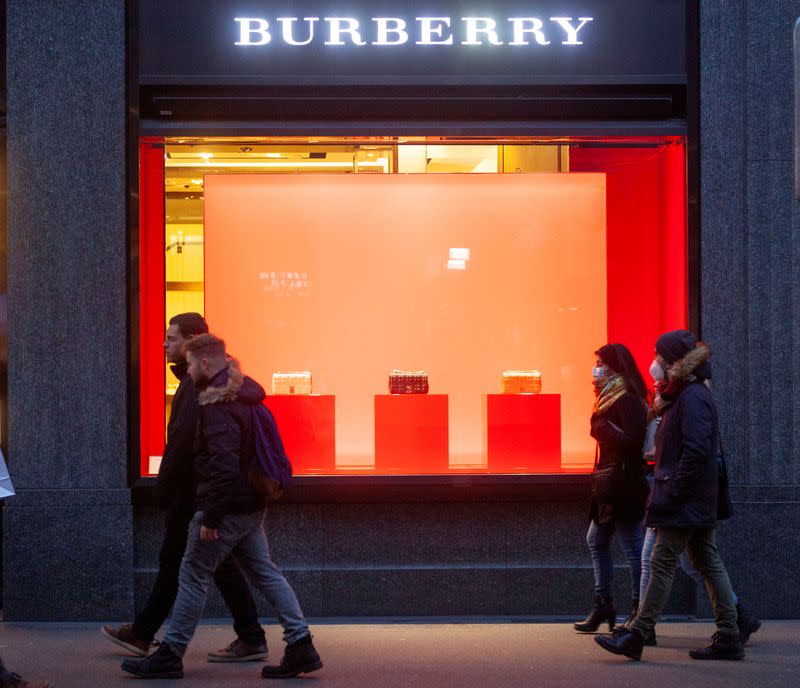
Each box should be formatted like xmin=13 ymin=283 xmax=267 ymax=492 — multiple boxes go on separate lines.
xmin=574 ymin=343 xmax=649 ymax=633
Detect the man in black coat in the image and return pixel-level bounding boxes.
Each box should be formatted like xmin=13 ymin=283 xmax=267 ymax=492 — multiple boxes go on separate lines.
xmin=595 ymin=330 xmax=743 ymax=662
xmin=120 ymin=334 xmax=321 ymax=681
xmin=102 ymin=313 xmax=267 ymax=662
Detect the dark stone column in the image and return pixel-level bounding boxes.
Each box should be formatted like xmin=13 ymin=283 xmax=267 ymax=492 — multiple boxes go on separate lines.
xmin=2 ymin=1 xmax=131 ymax=620
xmin=700 ymin=0 xmax=800 ymax=617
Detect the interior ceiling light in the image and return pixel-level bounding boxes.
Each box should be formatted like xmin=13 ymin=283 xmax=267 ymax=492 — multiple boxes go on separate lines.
xmin=190 ymin=179 xmax=203 ymax=184
xmin=265 ymin=153 xmax=282 ymax=158
xmin=199 ymin=152 xmax=213 ymax=160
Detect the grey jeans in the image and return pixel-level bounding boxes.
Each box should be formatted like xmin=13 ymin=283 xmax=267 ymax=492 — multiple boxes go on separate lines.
xmin=632 ymin=526 xmax=738 ymax=638
xmin=164 ymin=510 xmax=309 ymax=657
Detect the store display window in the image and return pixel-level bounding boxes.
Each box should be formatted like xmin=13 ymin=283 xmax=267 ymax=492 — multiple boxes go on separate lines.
xmin=138 ymin=136 xmax=687 ymax=479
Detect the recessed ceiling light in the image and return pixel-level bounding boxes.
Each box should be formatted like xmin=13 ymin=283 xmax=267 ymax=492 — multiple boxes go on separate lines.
xmin=265 ymin=153 xmax=282 ymax=158
xmin=199 ymin=153 xmax=213 ymax=160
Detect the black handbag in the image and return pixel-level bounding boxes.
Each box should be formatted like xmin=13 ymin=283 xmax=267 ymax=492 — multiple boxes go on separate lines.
xmin=590 ymin=445 xmax=625 ymax=501
xmin=717 ymin=437 xmax=733 ymax=520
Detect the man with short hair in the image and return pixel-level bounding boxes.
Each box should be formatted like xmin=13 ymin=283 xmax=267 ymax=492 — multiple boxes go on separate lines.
xmin=595 ymin=330 xmax=744 ymax=662
xmin=102 ymin=313 xmax=267 ymax=663
xmin=121 ymin=333 xmax=321 ymax=680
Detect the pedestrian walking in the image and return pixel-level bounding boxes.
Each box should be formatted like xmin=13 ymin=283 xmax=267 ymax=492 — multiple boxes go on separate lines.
xmin=102 ymin=313 xmax=267 ymax=662
xmin=575 ymin=344 xmax=649 ymax=633
xmin=121 ymin=333 xmax=322 ymax=680
xmin=595 ymin=330 xmax=744 ymax=661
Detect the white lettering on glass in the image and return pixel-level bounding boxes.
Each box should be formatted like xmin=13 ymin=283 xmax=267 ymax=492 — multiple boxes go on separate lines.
xmin=324 ymin=17 xmax=367 ymax=45
xmin=508 ymin=18 xmax=550 ymax=46
xmin=461 ymin=17 xmax=503 ymax=46
xmin=372 ymin=17 xmax=409 ymax=45
xmin=234 ymin=17 xmax=271 ymax=45
xmin=549 ymin=17 xmax=594 ymax=45
xmin=415 ymin=17 xmax=453 ymax=45
xmin=277 ymin=17 xmax=319 ymax=46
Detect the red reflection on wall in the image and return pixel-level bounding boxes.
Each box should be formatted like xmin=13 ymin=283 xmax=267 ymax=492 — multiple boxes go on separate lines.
xmin=570 ymin=141 xmax=688 ymax=384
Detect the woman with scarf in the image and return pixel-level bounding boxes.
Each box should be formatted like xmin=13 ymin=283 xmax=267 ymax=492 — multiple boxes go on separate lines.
xmin=574 ymin=343 xmax=649 ymax=633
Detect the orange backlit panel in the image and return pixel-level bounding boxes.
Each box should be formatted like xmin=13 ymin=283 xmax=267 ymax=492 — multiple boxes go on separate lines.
xmin=486 ymin=394 xmax=562 ymax=473
xmin=204 ymin=174 xmax=607 ymax=473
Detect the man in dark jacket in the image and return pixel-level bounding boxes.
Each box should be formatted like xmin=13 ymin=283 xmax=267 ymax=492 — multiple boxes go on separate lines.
xmin=102 ymin=313 xmax=267 ymax=662
xmin=596 ymin=330 xmax=743 ymax=662
xmin=121 ymin=333 xmax=322 ymax=680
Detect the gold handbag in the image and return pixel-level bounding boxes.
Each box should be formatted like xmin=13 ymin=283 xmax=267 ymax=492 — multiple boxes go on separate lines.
xmin=501 ymin=370 xmax=542 ymax=394
xmin=271 ymin=371 xmax=312 ymax=395
xmin=389 ymin=369 xmax=429 ymax=394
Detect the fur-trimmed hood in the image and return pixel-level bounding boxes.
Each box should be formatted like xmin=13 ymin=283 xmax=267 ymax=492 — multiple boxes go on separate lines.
xmin=669 ymin=342 xmax=712 ymax=382
xmin=198 ymin=358 xmax=265 ymax=407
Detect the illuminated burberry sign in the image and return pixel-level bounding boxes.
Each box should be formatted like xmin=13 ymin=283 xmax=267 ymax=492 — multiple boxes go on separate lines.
xmin=233 ymin=16 xmax=594 ymax=47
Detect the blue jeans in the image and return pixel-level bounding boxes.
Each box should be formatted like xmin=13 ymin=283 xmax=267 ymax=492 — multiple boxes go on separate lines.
xmin=586 ymin=519 xmax=644 ymax=603
xmin=164 ymin=510 xmax=309 ymax=657
xmin=640 ymin=527 xmax=739 ymax=606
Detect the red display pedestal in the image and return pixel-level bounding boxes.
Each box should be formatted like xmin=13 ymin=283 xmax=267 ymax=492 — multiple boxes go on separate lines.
xmin=375 ymin=394 xmax=449 ymax=474
xmin=265 ymin=395 xmax=335 ymax=474
xmin=486 ymin=394 xmax=561 ymax=473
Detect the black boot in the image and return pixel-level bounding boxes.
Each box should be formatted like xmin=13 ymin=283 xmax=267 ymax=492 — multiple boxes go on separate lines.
xmin=611 ymin=605 xmax=657 ymax=647
xmin=121 ymin=643 xmax=184 ymax=679
xmin=736 ymin=603 xmax=762 ymax=645
xmin=261 ymin=635 xmax=322 ymax=679
xmin=594 ymin=627 xmax=645 ymax=661
xmin=574 ymin=596 xmax=616 ymax=633
xmin=689 ymin=631 xmax=744 ymax=660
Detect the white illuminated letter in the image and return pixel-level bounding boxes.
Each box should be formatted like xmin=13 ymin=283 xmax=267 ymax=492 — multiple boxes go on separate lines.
xmin=277 ymin=17 xmax=319 ymax=46
xmin=234 ymin=17 xmax=271 ymax=46
xmin=415 ymin=17 xmax=453 ymax=45
xmin=324 ymin=17 xmax=367 ymax=46
xmin=372 ymin=17 xmax=408 ymax=46
xmin=461 ymin=17 xmax=503 ymax=46
xmin=550 ymin=17 xmax=593 ymax=45
xmin=508 ymin=18 xmax=550 ymax=46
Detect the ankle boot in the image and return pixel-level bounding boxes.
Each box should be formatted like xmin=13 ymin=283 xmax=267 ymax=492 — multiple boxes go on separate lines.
xmin=261 ymin=635 xmax=322 ymax=679
xmin=594 ymin=627 xmax=645 ymax=661
xmin=574 ymin=596 xmax=616 ymax=633
xmin=689 ymin=631 xmax=744 ymax=660
xmin=121 ymin=643 xmax=184 ymax=679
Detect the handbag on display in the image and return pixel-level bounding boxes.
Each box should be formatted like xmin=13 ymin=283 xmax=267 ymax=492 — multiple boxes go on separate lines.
xmin=388 ymin=369 xmax=429 ymax=394
xmin=271 ymin=371 xmax=312 ymax=395
xmin=501 ymin=370 xmax=542 ymax=394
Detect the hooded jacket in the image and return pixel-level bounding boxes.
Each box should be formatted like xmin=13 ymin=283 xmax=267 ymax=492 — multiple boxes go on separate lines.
xmin=155 ymin=361 xmax=199 ymax=509
xmin=645 ymin=343 xmax=720 ymax=528
xmin=194 ymin=358 xmax=267 ymax=528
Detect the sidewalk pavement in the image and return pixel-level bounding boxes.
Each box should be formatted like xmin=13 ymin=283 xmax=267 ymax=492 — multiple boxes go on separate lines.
xmin=0 ymin=618 xmax=797 ymax=687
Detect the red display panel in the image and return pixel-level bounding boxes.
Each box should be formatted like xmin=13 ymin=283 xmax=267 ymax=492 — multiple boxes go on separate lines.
xmin=374 ymin=395 xmax=449 ymax=474
xmin=265 ymin=395 xmax=336 ymax=474
xmin=139 ymin=141 xmax=166 ymax=477
xmin=486 ymin=394 xmax=561 ymax=473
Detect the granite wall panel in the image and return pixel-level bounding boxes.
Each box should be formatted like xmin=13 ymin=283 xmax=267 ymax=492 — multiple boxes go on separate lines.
xmin=3 ymin=0 xmax=131 ymax=620
xmin=5 ymin=0 xmax=127 ymax=488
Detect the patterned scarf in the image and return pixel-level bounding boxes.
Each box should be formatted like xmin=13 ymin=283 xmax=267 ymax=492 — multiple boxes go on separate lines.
xmin=593 ymin=375 xmax=628 ymax=416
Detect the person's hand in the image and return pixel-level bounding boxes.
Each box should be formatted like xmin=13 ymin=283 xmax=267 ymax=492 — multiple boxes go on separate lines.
xmin=200 ymin=526 xmax=219 ymax=541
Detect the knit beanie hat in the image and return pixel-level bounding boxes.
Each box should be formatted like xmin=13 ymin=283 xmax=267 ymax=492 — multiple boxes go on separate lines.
xmin=655 ymin=330 xmax=697 ymax=364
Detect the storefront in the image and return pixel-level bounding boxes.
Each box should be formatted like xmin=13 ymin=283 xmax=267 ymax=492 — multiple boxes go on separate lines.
xmin=114 ymin=0 xmax=696 ymax=617
xmin=12 ymin=0 xmax=799 ymax=622
xmin=134 ymin=0 xmax=693 ymax=486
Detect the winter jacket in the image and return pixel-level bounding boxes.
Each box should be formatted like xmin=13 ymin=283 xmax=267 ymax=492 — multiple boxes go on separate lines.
xmin=155 ymin=361 xmax=199 ymax=509
xmin=645 ymin=344 xmax=720 ymax=528
xmin=194 ymin=359 xmax=267 ymax=529
xmin=589 ymin=391 xmax=649 ymax=524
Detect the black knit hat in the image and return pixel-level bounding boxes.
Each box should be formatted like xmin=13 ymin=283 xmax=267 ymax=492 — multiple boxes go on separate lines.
xmin=655 ymin=330 xmax=697 ymax=364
